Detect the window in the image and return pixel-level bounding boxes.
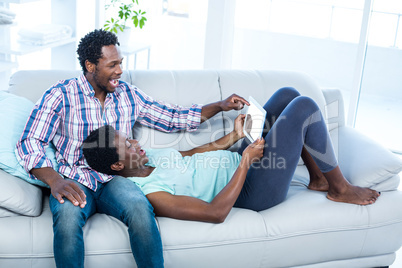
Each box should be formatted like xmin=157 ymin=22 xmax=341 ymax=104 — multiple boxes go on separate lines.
xmin=330 ymin=7 xmax=362 ymax=43
xmin=232 ymin=0 xmax=402 ymax=152
xmin=269 ymin=0 xmax=332 ymax=39
xmin=162 ymin=0 xmax=189 ymax=18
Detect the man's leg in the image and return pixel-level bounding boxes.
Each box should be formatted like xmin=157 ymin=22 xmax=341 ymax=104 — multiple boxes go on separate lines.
xmin=49 ymin=179 xmax=96 ymax=268
xmin=96 ymin=176 xmax=164 ymax=268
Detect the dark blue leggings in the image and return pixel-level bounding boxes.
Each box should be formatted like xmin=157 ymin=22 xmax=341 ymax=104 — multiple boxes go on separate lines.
xmin=234 ymin=87 xmax=338 ymax=211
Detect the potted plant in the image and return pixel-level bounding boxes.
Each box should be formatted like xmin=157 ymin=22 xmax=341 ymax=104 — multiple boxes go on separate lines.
xmin=104 ymin=0 xmax=147 ymax=44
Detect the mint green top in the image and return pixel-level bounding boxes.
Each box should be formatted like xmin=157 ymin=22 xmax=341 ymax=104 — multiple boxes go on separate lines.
xmin=127 ymin=148 xmax=242 ymax=203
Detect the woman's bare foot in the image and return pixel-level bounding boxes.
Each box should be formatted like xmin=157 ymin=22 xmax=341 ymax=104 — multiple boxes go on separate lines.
xmin=308 ymin=173 xmax=329 ymax=192
xmin=327 ymin=184 xmax=380 ymax=205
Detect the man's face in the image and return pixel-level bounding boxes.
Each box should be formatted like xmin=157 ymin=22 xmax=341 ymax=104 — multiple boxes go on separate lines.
xmin=114 ymin=131 xmax=149 ymax=170
xmin=92 ymin=45 xmax=123 ymax=94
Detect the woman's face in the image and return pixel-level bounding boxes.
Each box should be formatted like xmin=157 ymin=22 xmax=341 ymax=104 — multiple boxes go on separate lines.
xmin=114 ymin=131 xmax=149 ymax=170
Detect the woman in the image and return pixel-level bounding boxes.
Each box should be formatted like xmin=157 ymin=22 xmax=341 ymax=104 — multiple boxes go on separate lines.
xmin=82 ymin=87 xmax=380 ymax=223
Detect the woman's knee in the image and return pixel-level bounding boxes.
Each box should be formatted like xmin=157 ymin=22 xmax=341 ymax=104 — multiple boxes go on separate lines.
xmin=275 ymin=87 xmax=301 ymax=99
xmin=291 ymin=96 xmax=320 ymax=113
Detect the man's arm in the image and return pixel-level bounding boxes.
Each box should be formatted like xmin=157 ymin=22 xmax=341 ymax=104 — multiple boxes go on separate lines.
xmin=180 ymin=114 xmax=246 ymax=157
xmin=131 ymin=85 xmax=202 ymax=132
xmin=16 ymin=87 xmax=87 ymax=207
xmin=146 ymin=138 xmax=264 ymax=223
xmin=131 ymin=85 xmax=248 ymax=132
xmin=200 ymin=94 xmax=250 ymax=123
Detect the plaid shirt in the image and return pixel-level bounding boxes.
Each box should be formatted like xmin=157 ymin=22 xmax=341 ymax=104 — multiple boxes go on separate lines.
xmin=16 ymin=74 xmax=202 ymax=191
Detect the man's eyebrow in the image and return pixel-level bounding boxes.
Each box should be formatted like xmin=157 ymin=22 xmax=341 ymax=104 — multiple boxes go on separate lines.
xmin=106 ymin=58 xmax=123 ymax=65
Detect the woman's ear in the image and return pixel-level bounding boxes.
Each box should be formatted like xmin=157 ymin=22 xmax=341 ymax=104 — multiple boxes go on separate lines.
xmin=111 ymin=161 xmax=124 ymax=172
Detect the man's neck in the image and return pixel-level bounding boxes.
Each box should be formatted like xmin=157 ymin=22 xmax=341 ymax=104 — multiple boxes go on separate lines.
xmin=85 ymin=73 xmax=107 ymax=104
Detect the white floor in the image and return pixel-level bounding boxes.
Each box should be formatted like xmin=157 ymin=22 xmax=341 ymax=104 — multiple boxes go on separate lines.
xmin=391 ymin=250 xmax=402 ymax=267
xmin=390 ymin=154 xmax=402 ymax=267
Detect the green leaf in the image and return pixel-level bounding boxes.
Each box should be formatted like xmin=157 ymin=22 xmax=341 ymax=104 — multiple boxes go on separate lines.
xmin=133 ymin=16 xmax=139 ymax=27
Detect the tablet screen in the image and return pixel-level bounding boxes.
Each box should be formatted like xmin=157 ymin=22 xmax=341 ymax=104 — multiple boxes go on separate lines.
xmin=243 ymin=96 xmax=267 ymax=142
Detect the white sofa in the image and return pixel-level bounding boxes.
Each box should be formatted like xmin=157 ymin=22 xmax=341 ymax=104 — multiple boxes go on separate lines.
xmin=1 ymin=69 xmax=402 ymax=268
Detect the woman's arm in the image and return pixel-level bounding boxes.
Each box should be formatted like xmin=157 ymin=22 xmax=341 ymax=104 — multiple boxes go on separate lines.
xmin=180 ymin=114 xmax=246 ymax=157
xmin=146 ymin=138 xmax=264 ymax=223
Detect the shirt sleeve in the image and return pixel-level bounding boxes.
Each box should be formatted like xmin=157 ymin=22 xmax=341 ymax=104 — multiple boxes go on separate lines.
xmin=129 ymin=84 xmax=203 ymax=133
xmin=15 ymin=87 xmax=63 ymax=176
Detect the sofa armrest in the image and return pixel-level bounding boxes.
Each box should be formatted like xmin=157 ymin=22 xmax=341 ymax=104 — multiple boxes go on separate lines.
xmin=321 ymin=88 xmax=345 ymax=130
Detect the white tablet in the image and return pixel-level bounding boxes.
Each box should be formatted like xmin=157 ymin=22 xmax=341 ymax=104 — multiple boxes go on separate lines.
xmin=243 ymin=96 xmax=267 ymax=142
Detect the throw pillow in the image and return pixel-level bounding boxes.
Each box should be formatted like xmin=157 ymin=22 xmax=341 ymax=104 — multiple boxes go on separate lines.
xmin=334 ymin=126 xmax=402 ymax=190
xmin=0 ymin=91 xmax=58 ymax=188
xmin=0 ymin=168 xmax=42 ymax=217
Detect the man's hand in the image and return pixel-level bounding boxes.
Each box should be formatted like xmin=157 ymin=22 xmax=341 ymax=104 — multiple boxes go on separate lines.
xmin=31 ymin=167 xmax=87 ymax=208
xmin=50 ymin=179 xmax=87 ymax=208
xmin=201 ymin=94 xmax=249 ymax=123
xmin=220 ymin=94 xmax=250 ymax=111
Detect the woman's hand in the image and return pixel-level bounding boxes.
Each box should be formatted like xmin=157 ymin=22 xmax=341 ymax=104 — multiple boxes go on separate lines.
xmin=232 ymin=114 xmax=246 ymax=139
xmin=242 ymin=138 xmax=265 ymax=166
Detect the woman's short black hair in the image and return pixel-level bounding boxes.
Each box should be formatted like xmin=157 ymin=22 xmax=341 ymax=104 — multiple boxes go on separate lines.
xmin=82 ymin=125 xmax=119 ymax=175
xmin=76 ymin=29 xmax=120 ymax=74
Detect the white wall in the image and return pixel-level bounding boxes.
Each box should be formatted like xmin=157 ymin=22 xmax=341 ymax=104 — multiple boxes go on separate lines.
xmin=149 ymin=16 xmax=206 ymax=70
xmin=231 ymin=29 xmax=402 ymax=99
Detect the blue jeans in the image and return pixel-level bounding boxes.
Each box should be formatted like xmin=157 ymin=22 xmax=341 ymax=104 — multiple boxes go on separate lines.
xmin=49 ymin=176 xmax=164 ymax=268
xmin=235 ymin=87 xmax=338 ymax=211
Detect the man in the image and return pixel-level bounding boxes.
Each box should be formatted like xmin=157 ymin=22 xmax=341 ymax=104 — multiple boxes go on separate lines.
xmin=15 ymin=29 xmax=248 ymax=268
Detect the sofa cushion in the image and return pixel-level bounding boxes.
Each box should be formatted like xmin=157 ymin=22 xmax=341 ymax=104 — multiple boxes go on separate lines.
xmin=130 ymin=70 xmax=225 ymax=151
xmin=0 ymin=168 xmax=42 ymax=217
xmin=0 ymin=91 xmax=57 ymax=188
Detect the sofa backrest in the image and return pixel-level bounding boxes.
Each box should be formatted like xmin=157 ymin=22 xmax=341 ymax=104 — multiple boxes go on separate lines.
xmin=7 ymin=69 xmax=328 ymax=150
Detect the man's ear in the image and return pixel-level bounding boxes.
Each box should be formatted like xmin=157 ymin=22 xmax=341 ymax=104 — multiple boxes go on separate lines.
xmin=111 ymin=161 xmax=124 ymax=172
xmin=85 ymin=60 xmax=95 ymax=74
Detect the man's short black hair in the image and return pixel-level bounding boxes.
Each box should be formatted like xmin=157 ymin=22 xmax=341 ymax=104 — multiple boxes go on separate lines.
xmin=77 ymin=29 xmax=120 ymax=74
xmin=82 ymin=125 xmax=119 ymax=175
